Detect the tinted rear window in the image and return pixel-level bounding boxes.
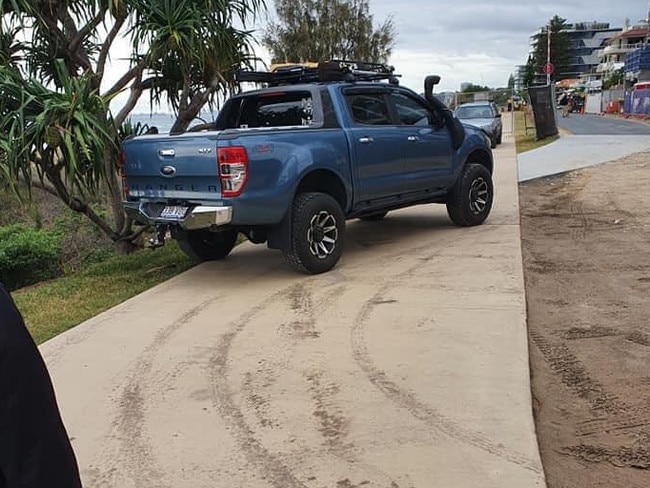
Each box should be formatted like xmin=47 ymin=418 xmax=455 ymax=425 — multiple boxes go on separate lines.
xmin=218 ymin=91 xmax=314 ymax=129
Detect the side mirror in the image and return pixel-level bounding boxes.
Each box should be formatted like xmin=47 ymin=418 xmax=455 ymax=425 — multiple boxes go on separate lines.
xmin=496 ymin=113 xmax=502 ymax=119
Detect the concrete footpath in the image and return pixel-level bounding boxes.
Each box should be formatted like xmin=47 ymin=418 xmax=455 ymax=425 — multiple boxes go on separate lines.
xmin=41 ymin=123 xmax=546 ymax=488
xmin=518 ymin=129 xmax=650 ymax=182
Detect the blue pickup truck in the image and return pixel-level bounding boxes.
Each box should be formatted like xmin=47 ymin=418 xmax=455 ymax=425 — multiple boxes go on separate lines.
xmin=122 ymin=62 xmax=494 ymax=274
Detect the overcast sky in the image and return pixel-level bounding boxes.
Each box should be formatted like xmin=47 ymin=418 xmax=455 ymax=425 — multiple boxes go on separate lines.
xmin=114 ymin=0 xmax=650 ymax=113
xmin=356 ymin=0 xmax=650 ymax=92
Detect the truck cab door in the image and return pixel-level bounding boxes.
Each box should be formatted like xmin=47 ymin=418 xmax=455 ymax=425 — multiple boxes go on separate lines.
xmin=343 ymin=90 xmax=406 ymax=204
xmin=388 ymin=90 xmax=455 ymax=192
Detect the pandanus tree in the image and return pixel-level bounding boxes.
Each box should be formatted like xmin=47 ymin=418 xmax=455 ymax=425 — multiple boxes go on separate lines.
xmin=0 ymin=0 xmax=263 ymax=251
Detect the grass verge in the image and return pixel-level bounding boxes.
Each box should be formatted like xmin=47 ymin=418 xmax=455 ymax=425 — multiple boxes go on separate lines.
xmin=514 ymin=110 xmax=559 ymax=154
xmin=13 ymin=242 xmax=194 ymax=344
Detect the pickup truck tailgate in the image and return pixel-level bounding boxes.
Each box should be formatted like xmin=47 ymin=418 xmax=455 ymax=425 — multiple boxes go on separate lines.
xmin=123 ymin=134 xmax=222 ymax=201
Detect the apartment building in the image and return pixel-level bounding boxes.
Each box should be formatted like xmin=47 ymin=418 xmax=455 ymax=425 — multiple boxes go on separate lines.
xmin=597 ymin=19 xmax=649 ymax=79
xmin=563 ymin=22 xmax=622 ymax=78
xmin=527 ymin=21 xmax=621 ymax=84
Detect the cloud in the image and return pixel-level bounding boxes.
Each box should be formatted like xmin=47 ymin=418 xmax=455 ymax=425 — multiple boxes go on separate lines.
xmin=109 ymin=0 xmax=650 ymax=112
xmin=369 ymin=0 xmax=650 ymax=90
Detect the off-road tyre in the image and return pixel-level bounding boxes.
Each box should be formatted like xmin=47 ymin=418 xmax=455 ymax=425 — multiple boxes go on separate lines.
xmin=283 ymin=192 xmax=345 ymax=274
xmin=446 ymin=163 xmax=493 ymax=227
xmin=176 ymin=229 xmax=238 ymax=261
xmin=358 ymin=211 xmax=388 ymax=221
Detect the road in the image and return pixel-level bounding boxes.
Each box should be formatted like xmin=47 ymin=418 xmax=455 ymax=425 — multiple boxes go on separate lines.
xmin=556 ymin=112 xmax=650 ymax=135
xmin=42 ymin=133 xmax=545 ymax=488
xmin=519 ymin=112 xmax=650 ymax=182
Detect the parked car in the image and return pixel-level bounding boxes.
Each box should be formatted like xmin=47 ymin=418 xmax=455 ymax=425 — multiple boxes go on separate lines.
xmin=454 ymin=101 xmax=502 ymax=148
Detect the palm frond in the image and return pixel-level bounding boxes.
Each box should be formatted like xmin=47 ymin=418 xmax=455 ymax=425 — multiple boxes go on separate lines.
xmin=0 ymin=61 xmax=115 ymax=199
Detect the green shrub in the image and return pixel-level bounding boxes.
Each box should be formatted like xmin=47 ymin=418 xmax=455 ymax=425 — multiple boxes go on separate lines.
xmin=0 ymin=224 xmax=63 ymax=290
xmin=51 ymin=210 xmax=115 ymax=271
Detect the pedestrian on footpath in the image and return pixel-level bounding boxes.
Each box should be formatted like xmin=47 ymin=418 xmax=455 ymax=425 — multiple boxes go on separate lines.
xmin=559 ymin=92 xmax=570 ymax=117
xmin=0 ymin=283 xmax=82 ymax=488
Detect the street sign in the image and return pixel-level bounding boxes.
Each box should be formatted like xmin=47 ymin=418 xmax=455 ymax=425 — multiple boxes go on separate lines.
xmin=542 ymin=63 xmax=554 ymax=75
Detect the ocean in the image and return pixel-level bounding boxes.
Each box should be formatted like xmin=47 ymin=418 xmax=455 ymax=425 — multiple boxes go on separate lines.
xmin=128 ymin=112 xmax=218 ymax=134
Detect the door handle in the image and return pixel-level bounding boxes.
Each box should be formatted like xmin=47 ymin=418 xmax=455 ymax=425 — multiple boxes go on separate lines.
xmin=407 ymin=135 xmax=419 ymax=142
xmin=358 ymin=136 xmax=374 ymax=144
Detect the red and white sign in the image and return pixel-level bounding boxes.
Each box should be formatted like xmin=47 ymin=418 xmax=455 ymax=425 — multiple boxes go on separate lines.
xmin=542 ymin=63 xmax=554 ymax=75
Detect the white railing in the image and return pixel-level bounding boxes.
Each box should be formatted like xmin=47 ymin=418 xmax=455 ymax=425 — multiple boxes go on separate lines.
xmin=603 ymin=41 xmax=648 ymax=56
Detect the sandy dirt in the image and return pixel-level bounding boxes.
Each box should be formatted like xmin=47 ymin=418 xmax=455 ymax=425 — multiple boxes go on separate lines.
xmin=520 ymin=152 xmax=650 ymax=488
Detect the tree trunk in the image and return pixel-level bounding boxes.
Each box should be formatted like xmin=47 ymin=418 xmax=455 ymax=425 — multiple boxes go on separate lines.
xmin=40 ymin=163 xmax=140 ymax=254
xmin=169 ymin=90 xmax=214 ymax=134
xmin=115 ymin=239 xmax=138 ymax=255
xmin=102 ymin=146 xmax=130 ymax=236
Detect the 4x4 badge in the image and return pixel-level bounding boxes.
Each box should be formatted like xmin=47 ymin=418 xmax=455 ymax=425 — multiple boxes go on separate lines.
xmin=198 ymin=148 xmax=212 ymax=154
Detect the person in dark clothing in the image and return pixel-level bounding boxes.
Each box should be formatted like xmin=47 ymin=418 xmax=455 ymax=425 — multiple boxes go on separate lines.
xmin=0 ymin=283 xmax=82 ymax=488
xmin=558 ymin=92 xmax=571 ymax=117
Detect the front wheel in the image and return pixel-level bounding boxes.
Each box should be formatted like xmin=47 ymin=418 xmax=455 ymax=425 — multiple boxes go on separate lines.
xmin=176 ymin=228 xmax=238 ymax=261
xmin=283 ymin=192 xmax=345 ymax=274
xmin=446 ymin=163 xmax=493 ymax=226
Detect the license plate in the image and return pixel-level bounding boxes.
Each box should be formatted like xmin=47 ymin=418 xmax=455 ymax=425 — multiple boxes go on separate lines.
xmin=160 ymin=206 xmax=188 ymax=219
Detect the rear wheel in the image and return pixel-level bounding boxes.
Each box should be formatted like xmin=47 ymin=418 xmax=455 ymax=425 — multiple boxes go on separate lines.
xmin=283 ymin=192 xmax=345 ymax=274
xmin=176 ymin=228 xmax=238 ymax=261
xmin=446 ymin=163 xmax=493 ymax=226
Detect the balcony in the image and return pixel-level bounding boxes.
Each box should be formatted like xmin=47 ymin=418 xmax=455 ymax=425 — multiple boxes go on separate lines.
xmin=596 ymin=61 xmax=625 ymax=73
xmin=603 ymin=42 xmax=648 ymax=56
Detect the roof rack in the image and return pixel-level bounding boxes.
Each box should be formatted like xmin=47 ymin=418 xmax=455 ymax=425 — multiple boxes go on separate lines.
xmin=236 ymin=60 xmax=401 ymax=86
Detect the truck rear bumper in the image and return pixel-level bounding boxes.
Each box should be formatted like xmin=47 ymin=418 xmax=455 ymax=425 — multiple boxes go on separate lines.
xmin=124 ymin=202 xmax=233 ymax=230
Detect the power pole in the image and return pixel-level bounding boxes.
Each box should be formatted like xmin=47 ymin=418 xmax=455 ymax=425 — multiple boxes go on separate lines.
xmin=546 ymin=24 xmax=551 ymax=86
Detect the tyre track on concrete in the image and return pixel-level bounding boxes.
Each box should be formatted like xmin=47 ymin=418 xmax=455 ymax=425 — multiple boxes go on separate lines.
xmin=88 ymin=227 xmax=470 ymax=487
xmin=211 ymin=278 xmax=406 ymax=488
xmin=209 ymin=282 xmax=355 ymax=487
xmin=209 ymin=287 xmax=310 ymax=488
xmin=240 ymin=283 xmax=340 ymax=431
xmin=284 ymin=282 xmax=409 ymax=487
xmin=90 ymin=298 xmax=219 ymax=488
xmin=350 ymin=247 xmax=543 ymax=475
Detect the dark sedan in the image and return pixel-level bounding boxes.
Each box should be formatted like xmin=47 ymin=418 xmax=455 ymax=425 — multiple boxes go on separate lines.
xmin=454 ymin=101 xmax=503 ymax=149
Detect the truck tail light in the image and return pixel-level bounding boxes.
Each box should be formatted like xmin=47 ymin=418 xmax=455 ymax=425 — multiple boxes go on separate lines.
xmin=117 ymin=150 xmax=128 ymax=199
xmin=218 ymin=146 xmax=248 ymax=197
